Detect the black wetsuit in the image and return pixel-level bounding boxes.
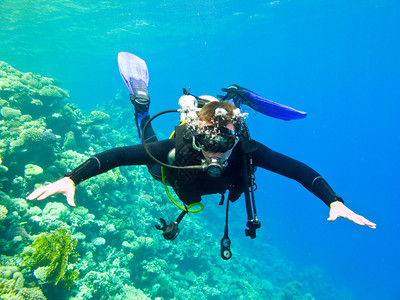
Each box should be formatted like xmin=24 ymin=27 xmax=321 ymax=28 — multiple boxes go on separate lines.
xmin=65 ymin=138 xmax=343 ymax=207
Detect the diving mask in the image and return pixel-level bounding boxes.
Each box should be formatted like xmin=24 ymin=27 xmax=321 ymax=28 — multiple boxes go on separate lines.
xmin=192 ymin=126 xmax=238 ymax=153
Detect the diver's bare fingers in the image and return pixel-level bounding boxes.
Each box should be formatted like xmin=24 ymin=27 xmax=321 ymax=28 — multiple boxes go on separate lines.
xmin=352 ymin=216 xmax=366 ymax=226
xmin=36 ymin=188 xmax=57 ymax=200
xmin=26 ymin=186 xmax=49 ymax=200
xmin=360 ymin=216 xmax=376 ymax=229
xmin=351 ymin=214 xmax=376 ymax=227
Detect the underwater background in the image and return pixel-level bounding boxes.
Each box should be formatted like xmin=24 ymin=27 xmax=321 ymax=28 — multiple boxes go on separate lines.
xmin=0 ymin=0 xmax=399 ymax=299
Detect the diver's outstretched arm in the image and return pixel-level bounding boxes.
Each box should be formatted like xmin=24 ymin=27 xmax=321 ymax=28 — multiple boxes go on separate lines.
xmin=252 ymin=142 xmax=376 ymax=229
xmin=26 ymin=142 xmax=173 ymax=207
xmin=328 ymin=201 xmax=376 ymax=229
xmin=26 ymin=177 xmax=76 ymax=207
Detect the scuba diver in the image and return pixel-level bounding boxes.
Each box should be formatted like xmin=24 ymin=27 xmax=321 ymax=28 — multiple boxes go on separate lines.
xmin=26 ymin=52 xmax=376 ymax=260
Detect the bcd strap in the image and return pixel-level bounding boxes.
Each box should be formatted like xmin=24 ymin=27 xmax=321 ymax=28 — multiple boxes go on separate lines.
xmin=241 ymin=139 xmax=258 ymax=154
xmin=239 ymin=126 xmax=261 ymax=239
xmin=243 ymin=153 xmax=261 ymax=239
xmin=219 ymin=193 xmax=225 ymax=205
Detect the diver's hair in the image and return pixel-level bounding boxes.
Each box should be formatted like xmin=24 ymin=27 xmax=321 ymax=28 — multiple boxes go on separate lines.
xmin=197 ymin=101 xmax=242 ymax=129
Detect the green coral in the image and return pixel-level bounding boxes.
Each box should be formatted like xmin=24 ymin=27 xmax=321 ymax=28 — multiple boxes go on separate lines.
xmin=24 ymin=164 xmax=44 ymax=178
xmin=0 ymin=205 xmax=7 ymax=221
xmin=42 ymin=202 xmax=70 ymax=222
xmin=19 ymin=115 xmax=32 ymax=123
xmin=0 ymin=100 xmax=9 ymax=107
xmin=90 ymin=111 xmax=110 ymax=123
xmin=21 ymin=228 xmax=79 ymax=288
xmin=0 ymin=107 xmax=21 ymax=120
xmin=38 ymin=85 xmax=69 ymax=99
xmin=20 ymin=127 xmax=44 ymax=143
xmin=62 ymin=131 xmax=76 ymax=150
xmin=0 ymin=266 xmax=20 ymax=281
xmin=33 ymin=266 xmax=51 ymax=283
xmin=109 ymin=167 xmax=121 ymax=182
xmin=20 ymin=72 xmax=43 ymax=90
xmin=116 ymin=284 xmax=150 ymax=300
xmin=0 ymin=277 xmax=47 ymax=300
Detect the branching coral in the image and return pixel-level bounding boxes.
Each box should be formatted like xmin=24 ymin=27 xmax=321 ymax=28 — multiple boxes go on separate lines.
xmin=0 ymin=277 xmax=47 ymax=300
xmin=21 ymin=228 xmax=79 ymax=288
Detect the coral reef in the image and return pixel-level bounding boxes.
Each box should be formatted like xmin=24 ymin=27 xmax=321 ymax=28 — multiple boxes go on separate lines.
xmin=0 ymin=277 xmax=47 ymax=300
xmin=0 ymin=205 xmax=7 ymax=222
xmin=22 ymin=228 xmax=79 ymax=287
xmin=0 ymin=264 xmax=47 ymax=299
xmin=0 ymin=62 xmax=352 ymax=300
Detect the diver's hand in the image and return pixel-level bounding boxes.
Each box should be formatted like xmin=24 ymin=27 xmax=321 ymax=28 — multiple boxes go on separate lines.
xmin=26 ymin=177 xmax=76 ymax=207
xmin=328 ymin=201 xmax=376 ymax=229
xmin=219 ymin=84 xmax=257 ymax=100
xmin=219 ymin=84 xmax=243 ymax=102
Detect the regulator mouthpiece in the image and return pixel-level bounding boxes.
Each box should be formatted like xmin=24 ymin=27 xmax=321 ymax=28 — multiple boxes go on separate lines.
xmin=202 ymin=157 xmax=227 ymax=178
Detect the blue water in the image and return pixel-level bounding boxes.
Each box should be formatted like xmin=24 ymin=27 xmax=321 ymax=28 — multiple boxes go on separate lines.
xmin=1 ymin=0 xmax=399 ymax=299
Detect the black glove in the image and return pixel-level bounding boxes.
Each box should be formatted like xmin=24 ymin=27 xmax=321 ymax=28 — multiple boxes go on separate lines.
xmin=217 ymin=84 xmax=257 ymax=106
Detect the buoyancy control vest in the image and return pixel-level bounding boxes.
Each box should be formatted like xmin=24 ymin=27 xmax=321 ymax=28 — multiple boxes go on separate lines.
xmin=141 ymin=100 xmax=261 ymax=259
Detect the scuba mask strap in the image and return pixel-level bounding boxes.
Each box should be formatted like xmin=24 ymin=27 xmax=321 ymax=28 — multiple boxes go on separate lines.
xmin=220 ymin=198 xmax=232 ymax=260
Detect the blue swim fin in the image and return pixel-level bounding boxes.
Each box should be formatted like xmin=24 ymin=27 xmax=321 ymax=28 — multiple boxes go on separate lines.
xmin=220 ymin=84 xmax=306 ymax=121
xmin=118 ymin=52 xmax=149 ymax=95
xmin=118 ymin=52 xmax=151 ymax=138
